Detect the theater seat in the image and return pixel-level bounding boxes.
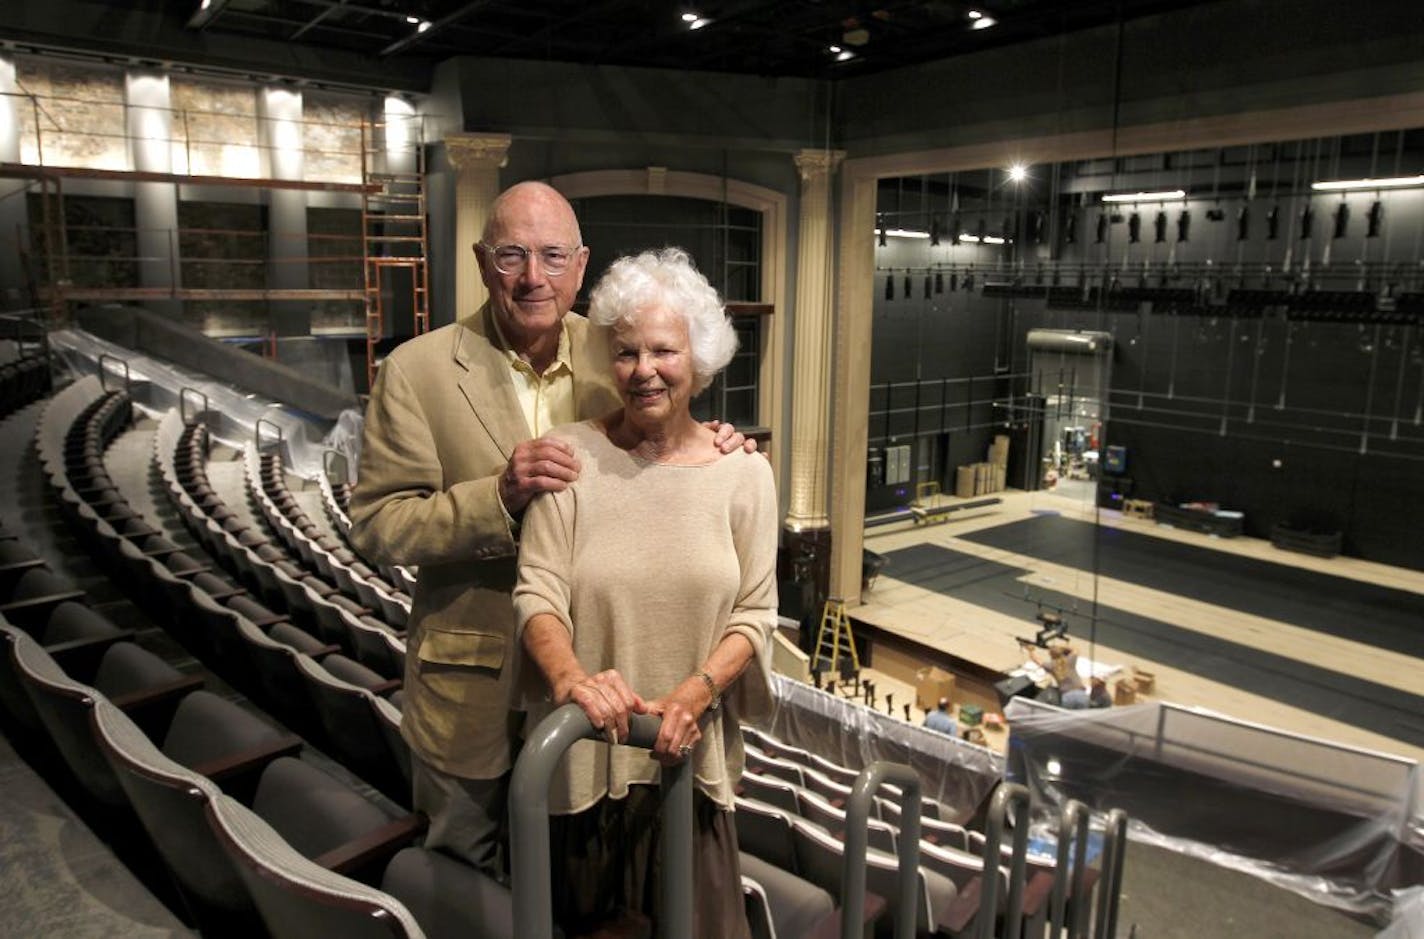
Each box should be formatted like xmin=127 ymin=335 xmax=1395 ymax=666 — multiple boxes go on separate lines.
xmin=381 ymin=847 xmax=522 ymax=939
xmin=739 ymin=852 xmax=835 ymax=939
xmin=206 ymin=795 xmax=424 ymax=939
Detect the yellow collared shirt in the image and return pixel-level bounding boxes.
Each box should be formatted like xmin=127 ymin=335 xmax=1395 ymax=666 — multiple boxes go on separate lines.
xmin=492 ymin=314 xmax=576 ymax=437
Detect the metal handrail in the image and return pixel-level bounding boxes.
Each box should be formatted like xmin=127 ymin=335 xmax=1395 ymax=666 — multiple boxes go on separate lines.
xmin=322 ymin=449 xmax=349 ymax=485
xmin=510 ymin=704 xmax=692 ymax=939
xmin=1094 ymin=809 xmax=1129 ymax=939
xmin=1051 ymin=799 xmax=1091 ymax=939
xmin=178 ymin=387 xmax=209 ymax=427
xmin=977 ymin=782 xmax=1032 ymax=939
xmin=254 ymin=416 xmax=284 ymax=449
xmin=96 ymin=352 xmax=129 ymax=393
xmin=843 ymin=761 xmax=922 ymax=939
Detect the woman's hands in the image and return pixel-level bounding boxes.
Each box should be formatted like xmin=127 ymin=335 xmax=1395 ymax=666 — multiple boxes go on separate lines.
xmin=645 ymin=675 xmax=716 ymax=767
xmin=554 ymin=669 xmax=646 ymax=747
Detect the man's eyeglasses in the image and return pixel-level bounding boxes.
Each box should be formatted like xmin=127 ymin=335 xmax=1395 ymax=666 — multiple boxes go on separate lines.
xmin=479 ymin=242 xmax=581 ymax=276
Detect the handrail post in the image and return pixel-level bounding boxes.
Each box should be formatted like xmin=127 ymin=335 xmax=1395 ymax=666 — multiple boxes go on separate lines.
xmin=844 ymin=761 xmax=921 ymax=939
xmin=1050 ymin=799 xmax=1090 ymax=939
xmin=977 ymin=782 xmax=1032 ymax=939
xmin=96 ymin=352 xmax=129 ymax=394
xmin=254 ymin=416 xmax=284 ymax=450
xmin=511 ymin=704 xmax=692 ymax=939
xmin=1093 ymin=809 xmax=1128 ymax=939
xmin=178 ymin=387 xmax=209 ymax=427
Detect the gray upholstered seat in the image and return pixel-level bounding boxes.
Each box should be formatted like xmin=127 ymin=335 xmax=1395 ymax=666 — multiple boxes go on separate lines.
xmin=381 ymin=847 xmax=519 ymax=939
xmin=206 ymin=795 xmax=425 ymax=939
xmin=739 ymin=852 xmax=835 ymax=939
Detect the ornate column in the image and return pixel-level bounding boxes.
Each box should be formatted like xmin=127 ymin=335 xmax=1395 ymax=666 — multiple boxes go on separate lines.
xmin=445 ymin=132 xmax=511 ymax=317
xmin=785 ymin=148 xmax=845 ymax=531
xmin=783 ymin=148 xmax=844 ymax=638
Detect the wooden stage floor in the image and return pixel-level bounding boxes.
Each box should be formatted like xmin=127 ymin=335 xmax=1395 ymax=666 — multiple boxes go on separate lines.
xmin=850 ymin=486 xmax=1424 ymax=764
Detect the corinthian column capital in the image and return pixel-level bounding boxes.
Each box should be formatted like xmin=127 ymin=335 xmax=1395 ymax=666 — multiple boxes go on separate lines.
xmin=444 ymin=132 xmax=512 ymax=172
xmin=792 ymin=149 xmax=845 ymax=184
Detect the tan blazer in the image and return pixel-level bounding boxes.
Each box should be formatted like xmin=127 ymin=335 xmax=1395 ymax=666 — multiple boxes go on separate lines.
xmin=349 ymin=303 xmax=619 ymax=779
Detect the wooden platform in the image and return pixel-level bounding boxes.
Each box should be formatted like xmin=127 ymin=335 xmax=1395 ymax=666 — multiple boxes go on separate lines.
xmin=853 ymin=488 xmax=1424 ymax=764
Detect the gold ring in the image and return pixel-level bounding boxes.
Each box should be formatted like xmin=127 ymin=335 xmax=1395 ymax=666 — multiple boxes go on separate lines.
xmin=678 ymin=744 xmax=692 ymax=758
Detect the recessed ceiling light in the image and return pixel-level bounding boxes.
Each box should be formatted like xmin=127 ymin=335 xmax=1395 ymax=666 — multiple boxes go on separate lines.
xmin=967 ymin=9 xmax=983 ymax=19
xmin=681 ymin=12 xmax=699 ymax=23
xmin=828 ymin=45 xmax=842 ymax=53
xmin=688 ymin=16 xmax=712 ymax=29
xmin=406 ymin=15 xmax=419 ymax=24
xmin=835 ymin=50 xmax=855 ymax=62
xmin=971 ymin=15 xmax=997 ymax=29
xmin=1008 ymin=163 xmax=1027 ymax=182
xmin=416 ymin=20 xmax=431 ymax=32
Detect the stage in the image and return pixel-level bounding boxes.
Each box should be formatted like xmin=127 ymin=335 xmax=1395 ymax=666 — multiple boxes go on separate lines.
xmin=847 ymin=487 xmax=1424 ymax=763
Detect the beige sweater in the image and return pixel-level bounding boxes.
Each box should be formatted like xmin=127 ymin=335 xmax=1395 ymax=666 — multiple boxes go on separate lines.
xmin=513 ymin=420 xmax=778 ymax=815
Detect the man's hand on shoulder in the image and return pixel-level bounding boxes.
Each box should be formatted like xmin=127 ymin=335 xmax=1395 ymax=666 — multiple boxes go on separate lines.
xmin=705 ymin=420 xmax=759 ymax=457
xmin=499 ymin=436 xmax=581 ymax=515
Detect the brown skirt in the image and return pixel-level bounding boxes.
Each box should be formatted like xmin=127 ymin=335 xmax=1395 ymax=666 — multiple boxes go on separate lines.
xmin=548 ymin=785 xmax=750 ymax=939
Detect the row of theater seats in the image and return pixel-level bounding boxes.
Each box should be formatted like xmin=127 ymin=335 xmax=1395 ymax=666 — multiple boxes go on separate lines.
xmin=734 ymin=726 xmax=1087 ymax=938
xmin=23 ymin=375 xmax=539 ymax=937
xmin=0 ymin=339 xmax=52 ymax=415
xmin=245 ymin=444 xmax=413 ymax=628
xmin=149 ymin=407 xmax=412 ymax=803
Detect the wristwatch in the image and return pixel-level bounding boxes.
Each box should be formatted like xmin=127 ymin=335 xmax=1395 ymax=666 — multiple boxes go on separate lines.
xmin=695 ymin=670 xmax=721 ymax=712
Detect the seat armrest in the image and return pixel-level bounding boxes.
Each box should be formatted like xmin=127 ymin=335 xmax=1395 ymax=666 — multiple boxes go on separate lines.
xmin=941 ymin=875 xmax=984 ymax=935
xmin=196 ymin=735 xmax=304 ymax=790
xmin=110 ymin=674 xmax=206 ymax=737
xmin=47 ymin=633 xmax=131 ymax=678
xmin=804 ymin=893 xmax=886 ymax=939
xmin=1021 ymin=870 xmax=1056 ymax=918
xmin=316 ymin=812 xmax=429 ymax=879
xmin=369 ymin=678 xmax=403 ymax=697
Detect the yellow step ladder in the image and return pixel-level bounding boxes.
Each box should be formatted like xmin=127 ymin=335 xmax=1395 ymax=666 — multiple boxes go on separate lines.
xmin=812 ymin=598 xmax=860 ymax=678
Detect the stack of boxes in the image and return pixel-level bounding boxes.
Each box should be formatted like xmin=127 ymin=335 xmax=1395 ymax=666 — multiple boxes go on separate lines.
xmin=955 ymin=434 xmax=1011 ymax=498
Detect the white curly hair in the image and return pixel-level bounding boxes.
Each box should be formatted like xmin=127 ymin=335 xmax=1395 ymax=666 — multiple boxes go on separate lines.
xmin=586 ymin=247 xmax=737 ymax=394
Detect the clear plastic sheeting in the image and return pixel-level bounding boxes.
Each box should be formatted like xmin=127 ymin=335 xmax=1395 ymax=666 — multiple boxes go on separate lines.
xmin=1005 ymin=697 xmax=1424 ymax=923
xmin=1379 ymin=886 xmax=1424 ymax=938
xmin=767 ymin=674 xmax=1003 ymax=821
xmin=49 ymin=327 xmax=359 ymax=484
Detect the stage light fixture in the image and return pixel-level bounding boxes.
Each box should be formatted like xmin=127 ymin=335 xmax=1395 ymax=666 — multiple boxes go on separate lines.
xmin=1102 ymin=189 xmax=1186 ymax=203
xmin=1311 ymin=175 xmax=1424 ymax=192
xmin=1128 ymin=212 xmax=1141 ymax=243
xmin=1299 ymin=205 xmax=1314 ymax=239
xmin=1177 ymin=210 xmax=1190 ymax=242
xmin=1095 ymin=213 xmax=1106 ymax=244
xmin=903 ymin=271 xmax=911 ymax=296
xmin=1367 ymin=200 xmax=1383 ymax=238
xmin=1154 ymin=210 xmax=1167 ymax=243
xmin=885 ymin=273 xmax=894 ymax=300
xmin=924 ymin=274 xmax=932 ymax=299
xmin=877 ymin=216 xmax=887 ymax=247
xmin=1064 ymin=212 xmax=1077 ymax=244
xmin=929 ymin=218 xmax=941 ymax=246
xmin=1332 ymin=202 xmax=1349 ymax=239
xmin=1266 ymin=205 xmax=1280 ymax=240
xmin=935 ymin=271 xmax=944 ymax=293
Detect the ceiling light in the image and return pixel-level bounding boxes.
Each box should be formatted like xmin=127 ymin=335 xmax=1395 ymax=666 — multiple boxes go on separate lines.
xmin=1008 ymin=163 xmax=1027 ymax=183
xmin=828 ymin=45 xmax=841 ymax=53
xmin=959 ymin=233 xmax=981 ymax=243
xmin=416 ymin=20 xmax=431 ymax=32
xmin=967 ymin=9 xmax=983 ymax=19
xmin=688 ymin=16 xmax=712 ymax=29
xmin=883 ymin=228 xmax=931 ymax=239
xmin=834 ymin=50 xmax=855 ymax=62
xmin=1102 ymin=189 xmax=1186 ymax=203
xmin=681 ymin=11 xmax=699 ymax=22
xmin=983 ymin=235 xmax=1006 ymax=245
xmin=1311 ymin=175 xmax=1424 ymax=192
xmin=406 ymin=15 xmax=419 ymax=24
xmin=971 ymin=16 xmax=997 ymax=29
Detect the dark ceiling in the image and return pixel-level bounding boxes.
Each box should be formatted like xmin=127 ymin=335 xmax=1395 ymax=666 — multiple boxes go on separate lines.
xmin=184 ymin=0 xmax=1218 ymax=80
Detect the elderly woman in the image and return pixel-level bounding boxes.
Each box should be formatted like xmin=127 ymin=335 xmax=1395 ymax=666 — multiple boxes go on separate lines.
xmin=513 ymin=247 xmax=775 ymax=939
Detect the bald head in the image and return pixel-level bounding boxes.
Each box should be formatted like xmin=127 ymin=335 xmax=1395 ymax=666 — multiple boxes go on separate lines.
xmin=483 ymin=181 xmax=582 ymax=247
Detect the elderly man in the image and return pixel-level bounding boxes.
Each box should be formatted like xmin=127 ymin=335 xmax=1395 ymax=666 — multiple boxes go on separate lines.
xmin=923 ymin=697 xmax=957 ymax=737
xmin=350 ymin=181 xmax=746 ymax=874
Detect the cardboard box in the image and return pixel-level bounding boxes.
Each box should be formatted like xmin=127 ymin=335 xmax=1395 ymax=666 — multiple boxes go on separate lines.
xmin=958 ymin=703 xmax=983 ymax=727
xmin=955 ymin=465 xmax=976 ymax=498
xmin=989 ymin=435 xmax=1010 ymax=467
xmin=1131 ymin=666 xmax=1156 ymax=694
xmin=1113 ymin=678 xmax=1138 ymax=706
xmin=915 ymin=666 xmax=957 ymax=712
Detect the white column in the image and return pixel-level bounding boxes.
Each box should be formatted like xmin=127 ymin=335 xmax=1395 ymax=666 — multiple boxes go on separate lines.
xmin=444 ymin=132 xmax=511 ymax=318
xmin=125 ymin=72 xmax=180 ymax=315
xmin=259 ymin=87 xmax=308 ymax=336
xmin=785 ymin=148 xmax=845 ymax=531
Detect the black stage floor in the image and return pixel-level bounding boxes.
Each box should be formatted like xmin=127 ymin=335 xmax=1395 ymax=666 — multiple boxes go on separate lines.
xmin=880 ymin=537 xmax=1424 ymax=749
xmin=958 ymin=514 xmax=1424 ymax=658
